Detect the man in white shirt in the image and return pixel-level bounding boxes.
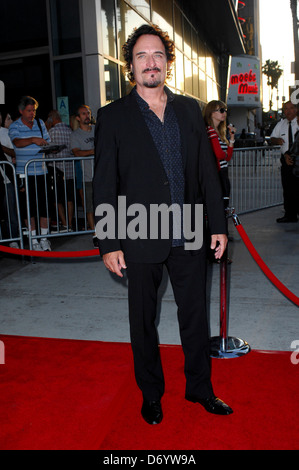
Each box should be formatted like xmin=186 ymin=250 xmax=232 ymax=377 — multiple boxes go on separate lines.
xmin=271 ymin=101 xmax=299 ymax=223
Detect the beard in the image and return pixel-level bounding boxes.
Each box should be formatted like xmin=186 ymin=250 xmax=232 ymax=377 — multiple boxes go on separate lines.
xmin=143 ymin=78 xmax=162 ymax=88
xmin=142 ymin=68 xmax=164 ymax=88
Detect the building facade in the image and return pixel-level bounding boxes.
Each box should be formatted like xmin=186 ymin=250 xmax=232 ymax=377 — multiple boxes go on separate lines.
xmin=227 ymin=0 xmax=263 ymax=132
xmin=0 ymin=0 xmax=246 ymax=121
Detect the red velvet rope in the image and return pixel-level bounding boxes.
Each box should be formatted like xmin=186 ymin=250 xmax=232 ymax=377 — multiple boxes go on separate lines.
xmin=235 ymin=224 xmax=299 ymax=307
xmin=0 ymin=245 xmax=99 ymax=258
xmin=1 ymin=225 xmax=299 ymax=307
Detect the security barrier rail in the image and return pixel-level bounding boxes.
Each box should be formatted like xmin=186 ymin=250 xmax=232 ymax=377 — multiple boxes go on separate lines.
xmin=229 ymin=145 xmax=282 ymax=214
xmin=0 ymin=147 xmax=283 ymax=248
xmin=24 ymin=156 xmax=95 ymax=249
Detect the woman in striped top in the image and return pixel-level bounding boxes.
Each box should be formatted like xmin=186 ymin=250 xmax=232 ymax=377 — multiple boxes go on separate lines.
xmin=203 ymin=100 xmax=235 ymax=208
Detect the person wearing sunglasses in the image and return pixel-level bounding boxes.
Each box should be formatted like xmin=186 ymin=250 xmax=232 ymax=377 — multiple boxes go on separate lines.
xmin=203 ymin=100 xmax=236 ymax=209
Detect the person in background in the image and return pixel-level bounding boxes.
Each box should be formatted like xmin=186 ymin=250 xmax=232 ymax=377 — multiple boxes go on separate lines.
xmin=255 ymin=123 xmax=265 ymax=146
xmin=69 ymin=114 xmax=85 ymax=216
xmin=204 ymin=100 xmax=235 ymax=209
xmin=46 ymin=110 xmax=75 ymax=231
xmin=8 ymin=96 xmax=52 ymax=251
xmin=70 ymin=105 xmax=96 ymax=246
xmin=270 ymin=101 xmax=299 ymax=223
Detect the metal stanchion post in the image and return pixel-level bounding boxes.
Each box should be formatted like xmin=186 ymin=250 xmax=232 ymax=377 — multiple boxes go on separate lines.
xmin=210 ymin=207 xmax=251 ymax=358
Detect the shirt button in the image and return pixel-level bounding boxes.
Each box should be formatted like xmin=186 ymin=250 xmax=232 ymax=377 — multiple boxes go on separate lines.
xmin=164 ymin=181 xmax=169 ymax=185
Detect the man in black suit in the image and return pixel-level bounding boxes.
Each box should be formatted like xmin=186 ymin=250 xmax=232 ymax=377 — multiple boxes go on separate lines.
xmin=93 ymin=24 xmax=233 ymax=424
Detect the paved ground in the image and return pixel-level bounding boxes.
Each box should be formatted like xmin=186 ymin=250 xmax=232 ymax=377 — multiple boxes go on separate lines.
xmin=0 ymin=206 xmax=298 ymax=352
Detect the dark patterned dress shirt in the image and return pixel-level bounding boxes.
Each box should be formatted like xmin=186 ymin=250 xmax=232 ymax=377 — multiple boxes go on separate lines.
xmin=133 ymin=87 xmax=185 ymax=246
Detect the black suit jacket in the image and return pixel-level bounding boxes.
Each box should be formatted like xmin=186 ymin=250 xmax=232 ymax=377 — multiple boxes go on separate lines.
xmin=93 ymin=88 xmax=226 ymax=263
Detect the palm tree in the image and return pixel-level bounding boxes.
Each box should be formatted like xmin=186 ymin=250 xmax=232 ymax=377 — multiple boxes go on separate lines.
xmin=262 ymin=59 xmax=283 ymax=110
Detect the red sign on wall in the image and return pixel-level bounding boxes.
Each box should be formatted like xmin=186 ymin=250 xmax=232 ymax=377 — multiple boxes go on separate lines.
xmin=230 ymin=70 xmax=258 ymax=94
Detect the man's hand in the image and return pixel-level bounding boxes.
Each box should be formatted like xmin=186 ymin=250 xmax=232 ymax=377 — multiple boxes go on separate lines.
xmin=31 ymin=137 xmax=49 ymax=146
xmin=270 ymin=137 xmax=285 ymax=146
xmin=13 ymin=137 xmax=49 ymax=148
xmin=102 ymin=250 xmax=127 ymax=277
xmin=210 ymin=234 xmax=228 ymax=260
xmin=284 ymin=153 xmax=294 ymax=166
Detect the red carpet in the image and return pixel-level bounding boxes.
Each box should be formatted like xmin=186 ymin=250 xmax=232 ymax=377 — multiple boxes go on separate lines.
xmin=0 ymin=335 xmax=298 ymax=450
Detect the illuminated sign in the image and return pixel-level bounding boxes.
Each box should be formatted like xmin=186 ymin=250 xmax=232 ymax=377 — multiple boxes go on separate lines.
xmin=230 ymin=70 xmax=258 ymax=94
xmin=227 ymin=56 xmax=261 ymax=106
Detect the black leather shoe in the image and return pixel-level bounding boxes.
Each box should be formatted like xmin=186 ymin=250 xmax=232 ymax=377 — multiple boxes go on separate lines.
xmin=141 ymin=400 xmax=163 ymax=424
xmin=185 ymin=395 xmax=233 ymax=415
xmin=276 ymin=216 xmax=298 ymax=223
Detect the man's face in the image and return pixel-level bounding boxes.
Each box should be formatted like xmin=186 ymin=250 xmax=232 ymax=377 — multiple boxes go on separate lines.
xmin=77 ymin=107 xmax=91 ymax=125
xmin=131 ymin=34 xmax=168 ymax=89
xmin=20 ymin=104 xmax=37 ymax=124
xmin=283 ymin=102 xmax=297 ymax=121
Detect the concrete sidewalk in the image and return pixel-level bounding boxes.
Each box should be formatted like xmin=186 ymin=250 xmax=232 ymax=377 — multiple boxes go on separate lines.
xmin=0 ymin=206 xmax=298 ymax=352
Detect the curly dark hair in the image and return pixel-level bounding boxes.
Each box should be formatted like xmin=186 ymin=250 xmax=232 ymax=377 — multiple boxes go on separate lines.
xmin=122 ymin=24 xmax=175 ymax=84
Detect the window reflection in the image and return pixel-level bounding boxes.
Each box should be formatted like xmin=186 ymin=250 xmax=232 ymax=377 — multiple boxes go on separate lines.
xmin=206 ymin=57 xmax=214 ymax=79
xmin=101 ymin=0 xmax=117 ymax=58
xmin=104 ymin=59 xmax=120 ymax=104
xmin=174 ymin=4 xmax=183 ymax=51
xmin=120 ymin=70 xmax=133 ymax=97
xmin=184 ymin=57 xmax=192 ymax=95
xmin=0 ymin=0 xmax=48 ymax=53
xmin=199 ymin=69 xmax=207 ymax=102
xmin=198 ymin=40 xmax=206 ymax=73
xmin=167 ymin=62 xmax=176 ymax=90
xmin=183 ymin=18 xmax=191 ymax=59
xmin=54 ymin=58 xmax=84 ymax=113
xmin=192 ymin=63 xmax=198 ymax=97
xmin=50 ymin=0 xmax=81 ymax=56
xmin=117 ymin=0 xmax=145 ymax=61
xmin=175 ymin=49 xmax=184 ymax=91
xmin=151 ymin=0 xmax=173 ymax=39
xmin=192 ymin=31 xmax=198 ymax=64
xmin=129 ymin=0 xmax=150 ymax=20
xmin=206 ymin=76 xmax=219 ymax=102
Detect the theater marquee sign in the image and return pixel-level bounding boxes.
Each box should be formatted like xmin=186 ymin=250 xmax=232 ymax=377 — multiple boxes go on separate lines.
xmin=227 ymin=56 xmax=261 ymax=106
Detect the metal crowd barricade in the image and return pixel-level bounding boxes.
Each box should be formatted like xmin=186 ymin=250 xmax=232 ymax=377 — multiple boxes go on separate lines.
xmin=0 ymin=161 xmax=24 ymax=249
xmin=229 ymin=145 xmax=282 ymax=214
xmin=24 ymin=156 xmax=95 ymax=249
xmin=1 ymin=145 xmax=284 ymax=251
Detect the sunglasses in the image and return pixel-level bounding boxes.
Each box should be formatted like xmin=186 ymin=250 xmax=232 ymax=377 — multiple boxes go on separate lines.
xmin=215 ymin=108 xmax=227 ymax=113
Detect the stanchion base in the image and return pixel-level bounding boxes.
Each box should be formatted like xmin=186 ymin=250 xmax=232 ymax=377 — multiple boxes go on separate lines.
xmin=210 ymin=336 xmax=251 ymax=359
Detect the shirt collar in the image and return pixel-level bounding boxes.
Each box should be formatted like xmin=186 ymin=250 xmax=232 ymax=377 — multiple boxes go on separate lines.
xmin=132 ymin=85 xmax=175 ymax=110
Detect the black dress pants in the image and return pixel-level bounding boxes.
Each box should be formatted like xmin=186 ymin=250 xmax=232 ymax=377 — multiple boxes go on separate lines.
xmin=281 ymin=159 xmax=299 ymax=218
xmin=126 ymin=245 xmax=214 ymax=402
